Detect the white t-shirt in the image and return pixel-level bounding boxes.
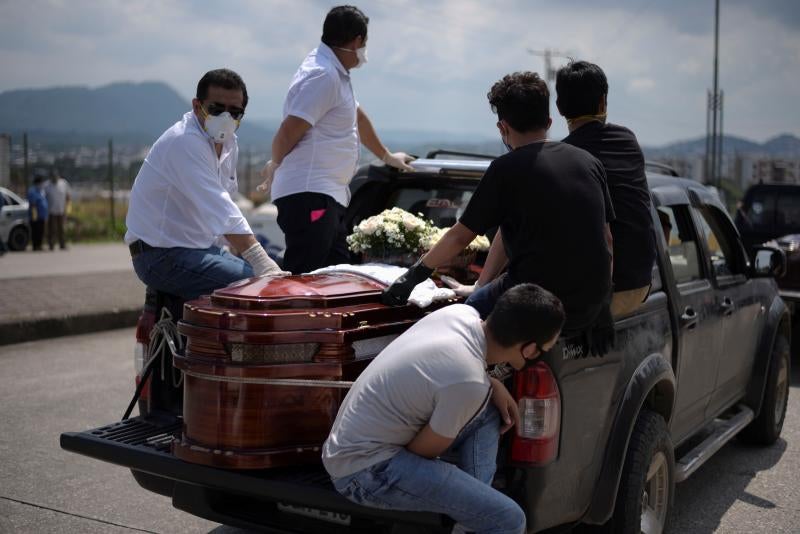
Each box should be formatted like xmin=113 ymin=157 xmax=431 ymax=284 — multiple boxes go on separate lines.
xmin=322 ymin=304 xmax=491 ymax=479
xmin=124 ymin=111 xmax=251 ymax=248
xmin=270 ymin=43 xmax=360 ymax=208
xmin=44 ymin=178 xmax=70 ymax=215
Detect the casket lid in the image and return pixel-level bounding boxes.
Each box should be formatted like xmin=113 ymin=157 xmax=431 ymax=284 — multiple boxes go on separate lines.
xmin=210 ymin=273 xmax=386 ymax=310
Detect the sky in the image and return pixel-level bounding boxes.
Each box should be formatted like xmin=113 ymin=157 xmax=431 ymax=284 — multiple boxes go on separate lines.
xmin=1 ymin=0 xmax=799 ymax=146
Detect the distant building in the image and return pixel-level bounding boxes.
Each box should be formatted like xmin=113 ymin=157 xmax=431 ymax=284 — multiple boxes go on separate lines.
xmin=0 ymin=134 xmax=10 ymax=188
xmin=734 ymin=156 xmax=800 ymax=187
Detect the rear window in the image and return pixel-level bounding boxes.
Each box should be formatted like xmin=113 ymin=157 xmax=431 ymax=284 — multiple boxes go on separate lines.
xmin=744 ymin=191 xmax=777 ymax=232
xmin=386 ymin=187 xmax=475 ymax=228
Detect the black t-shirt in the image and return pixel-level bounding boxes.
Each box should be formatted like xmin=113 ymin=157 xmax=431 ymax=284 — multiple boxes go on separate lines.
xmin=563 ymin=122 xmax=655 ymax=291
xmin=459 ymin=141 xmax=614 ymax=331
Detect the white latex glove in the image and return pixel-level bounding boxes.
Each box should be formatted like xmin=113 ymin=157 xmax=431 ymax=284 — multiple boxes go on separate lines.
xmin=241 ymin=243 xmax=290 ymax=277
xmin=439 ymin=275 xmax=479 ymax=298
xmin=256 ymin=159 xmax=279 ymax=193
xmin=382 ymin=151 xmax=415 ymax=172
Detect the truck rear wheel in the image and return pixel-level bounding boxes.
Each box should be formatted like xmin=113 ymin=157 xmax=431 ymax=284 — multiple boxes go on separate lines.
xmin=740 ymin=334 xmax=790 ymax=446
xmin=608 ymin=409 xmax=674 ymax=534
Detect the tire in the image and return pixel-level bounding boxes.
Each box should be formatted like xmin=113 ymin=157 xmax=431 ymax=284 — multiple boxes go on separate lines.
xmin=7 ymin=224 xmax=30 ymax=251
xmin=739 ymin=333 xmax=790 ymax=446
xmin=606 ymin=409 xmax=674 ymax=534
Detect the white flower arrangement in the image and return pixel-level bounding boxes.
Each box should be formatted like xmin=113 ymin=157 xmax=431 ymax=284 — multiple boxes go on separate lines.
xmin=347 ymin=208 xmax=435 ymax=255
xmin=420 ymin=226 xmax=491 ymax=253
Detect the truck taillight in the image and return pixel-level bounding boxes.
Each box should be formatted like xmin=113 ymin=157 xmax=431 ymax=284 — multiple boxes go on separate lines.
xmin=511 ymin=362 xmax=561 ymax=465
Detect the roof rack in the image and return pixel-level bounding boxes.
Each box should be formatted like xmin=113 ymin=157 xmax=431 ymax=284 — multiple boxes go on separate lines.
xmin=425 ymin=149 xmax=496 ymax=160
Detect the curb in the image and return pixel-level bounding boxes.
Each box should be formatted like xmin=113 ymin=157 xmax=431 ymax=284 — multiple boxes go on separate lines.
xmin=0 ymin=308 xmax=142 ymax=346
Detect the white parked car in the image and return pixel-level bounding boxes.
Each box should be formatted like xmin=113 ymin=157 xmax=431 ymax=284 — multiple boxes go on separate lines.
xmin=0 ymin=187 xmax=30 ymax=251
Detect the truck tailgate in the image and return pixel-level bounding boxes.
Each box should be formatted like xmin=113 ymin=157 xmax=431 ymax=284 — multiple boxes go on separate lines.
xmin=60 ymin=416 xmax=451 ymax=533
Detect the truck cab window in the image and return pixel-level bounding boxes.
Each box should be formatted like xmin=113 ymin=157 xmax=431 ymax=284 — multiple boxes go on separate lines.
xmin=661 ymin=205 xmax=702 ymax=284
xmin=692 ymin=206 xmax=745 ymax=278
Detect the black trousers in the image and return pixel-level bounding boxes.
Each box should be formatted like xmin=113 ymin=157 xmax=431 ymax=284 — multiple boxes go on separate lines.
xmin=30 ymin=219 xmax=45 ymax=250
xmin=274 ymin=192 xmax=351 ymax=274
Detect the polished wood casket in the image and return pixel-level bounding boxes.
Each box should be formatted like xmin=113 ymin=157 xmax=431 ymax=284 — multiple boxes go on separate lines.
xmin=172 ymin=273 xmax=454 ymax=469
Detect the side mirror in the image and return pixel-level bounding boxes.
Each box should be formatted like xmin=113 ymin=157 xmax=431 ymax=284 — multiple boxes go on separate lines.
xmin=751 ymin=246 xmax=786 ymax=278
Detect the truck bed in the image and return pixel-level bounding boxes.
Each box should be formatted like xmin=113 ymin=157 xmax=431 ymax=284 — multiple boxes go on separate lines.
xmin=60 ymin=416 xmax=452 ymax=533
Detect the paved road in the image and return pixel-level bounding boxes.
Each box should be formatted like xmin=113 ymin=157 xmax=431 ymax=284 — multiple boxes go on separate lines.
xmin=0 ymin=243 xmax=133 ymax=280
xmin=0 ymin=329 xmax=798 ymax=533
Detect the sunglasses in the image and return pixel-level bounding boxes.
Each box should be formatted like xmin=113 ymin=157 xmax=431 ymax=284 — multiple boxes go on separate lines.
xmin=204 ymin=102 xmax=245 ymax=121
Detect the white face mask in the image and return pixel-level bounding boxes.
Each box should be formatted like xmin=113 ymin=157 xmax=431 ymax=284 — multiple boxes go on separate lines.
xmin=353 ymin=46 xmax=368 ymax=69
xmin=335 ymin=45 xmax=368 ymax=69
xmin=203 ymin=111 xmax=238 ymax=143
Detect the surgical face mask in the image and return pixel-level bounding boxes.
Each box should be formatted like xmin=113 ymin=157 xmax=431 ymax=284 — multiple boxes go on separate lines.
xmin=202 ymin=109 xmax=239 ymax=143
xmin=335 ymin=45 xmax=368 ymax=69
xmin=497 ymin=122 xmax=513 ymax=152
xmin=354 ymin=46 xmax=368 ymax=68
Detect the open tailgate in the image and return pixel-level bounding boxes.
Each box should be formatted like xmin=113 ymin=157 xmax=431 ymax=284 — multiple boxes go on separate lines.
xmin=60 ymin=416 xmax=451 ymax=533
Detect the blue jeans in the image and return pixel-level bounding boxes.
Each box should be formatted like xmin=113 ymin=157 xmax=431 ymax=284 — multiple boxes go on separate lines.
xmin=465 ymin=273 xmax=516 ymax=320
xmin=132 ymin=246 xmax=254 ymax=301
xmin=332 ymin=405 xmax=526 ymax=534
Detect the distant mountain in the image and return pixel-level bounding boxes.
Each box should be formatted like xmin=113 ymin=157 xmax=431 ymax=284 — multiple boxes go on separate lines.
xmin=0 ymin=81 xmax=274 ymax=147
xmin=643 ymin=133 xmax=800 ymax=158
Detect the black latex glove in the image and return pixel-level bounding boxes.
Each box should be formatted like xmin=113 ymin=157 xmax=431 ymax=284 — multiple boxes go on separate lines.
xmin=381 ymin=260 xmax=434 ymax=306
xmin=583 ymin=303 xmax=616 ymax=357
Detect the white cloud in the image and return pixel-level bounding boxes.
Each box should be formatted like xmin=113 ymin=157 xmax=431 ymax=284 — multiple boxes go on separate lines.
xmin=0 ymin=0 xmax=798 ymax=146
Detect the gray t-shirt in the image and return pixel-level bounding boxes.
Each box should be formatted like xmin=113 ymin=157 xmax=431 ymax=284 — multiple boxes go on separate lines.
xmin=322 ymin=304 xmax=491 ymax=479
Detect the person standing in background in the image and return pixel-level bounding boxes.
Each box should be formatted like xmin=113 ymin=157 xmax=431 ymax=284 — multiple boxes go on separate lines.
xmin=44 ymin=168 xmax=70 ymax=250
xmin=27 ymin=174 xmax=49 ymax=251
xmin=258 ymin=5 xmax=414 ymax=274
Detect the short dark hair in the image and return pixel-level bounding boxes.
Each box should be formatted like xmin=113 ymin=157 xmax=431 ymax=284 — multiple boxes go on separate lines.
xmin=555 ymin=60 xmax=608 ymax=119
xmin=321 ymin=5 xmax=369 ymax=47
xmin=487 ymin=72 xmax=550 ymax=132
xmin=487 ymin=284 xmax=565 ymax=348
xmin=196 ymin=68 xmax=248 ymax=109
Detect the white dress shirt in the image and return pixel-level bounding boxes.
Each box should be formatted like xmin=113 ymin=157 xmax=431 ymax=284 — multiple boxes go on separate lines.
xmin=124 ymin=111 xmax=251 ymax=248
xmin=44 ymin=178 xmax=70 ymax=215
xmin=270 ymin=42 xmax=360 ymax=208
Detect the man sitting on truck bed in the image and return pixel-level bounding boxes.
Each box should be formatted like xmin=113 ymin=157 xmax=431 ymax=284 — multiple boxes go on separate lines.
xmin=557 ymin=60 xmax=656 ymax=316
xmin=324 ymin=283 xmax=565 ymax=534
xmin=382 ymin=71 xmax=614 ymax=342
xmin=125 ymin=69 xmax=286 ymax=301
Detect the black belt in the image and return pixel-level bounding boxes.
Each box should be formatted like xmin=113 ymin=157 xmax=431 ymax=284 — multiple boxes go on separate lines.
xmin=129 ymin=240 xmax=159 ymax=258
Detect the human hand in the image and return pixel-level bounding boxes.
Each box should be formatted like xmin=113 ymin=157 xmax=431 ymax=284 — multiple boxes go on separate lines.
xmin=489 ymin=377 xmax=520 ymax=434
xmin=382 ymin=151 xmax=415 ymax=172
xmin=380 ymin=259 xmax=434 ymax=306
xmin=439 ymin=275 xmax=478 ymax=298
xmin=256 ymin=160 xmax=279 ymax=193
xmin=242 ymin=243 xmax=290 ymax=277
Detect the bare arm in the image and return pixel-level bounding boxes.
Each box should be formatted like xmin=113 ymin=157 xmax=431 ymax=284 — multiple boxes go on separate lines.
xmin=477 ymin=229 xmax=509 ymax=287
xmin=406 ymin=424 xmax=455 ymax=459
xmin=271 ymin=115 xmax=312 ymax=165
xmin=356 ymin=107 xmax=389 ymax=160
xmin=257 ymin=115 xmax=313 ymax=192
xmin=357 ymin=107 xmax=414 ymax=171
xmin=420 ymin=222 xmax=476 ymax=269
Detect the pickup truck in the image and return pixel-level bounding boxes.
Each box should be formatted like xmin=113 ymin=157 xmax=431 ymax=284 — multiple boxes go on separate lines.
xmin=61 ymin=155 xmax=791 ymax=533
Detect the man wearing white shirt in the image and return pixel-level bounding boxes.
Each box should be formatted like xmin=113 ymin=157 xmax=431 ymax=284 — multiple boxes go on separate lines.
xmin=258 ymin=5 xmax=414 ymax=274
xmin=44 ymin=169 xmax=71 ymax=250
xmin=125 ymin=69 xmax=284 ymax=301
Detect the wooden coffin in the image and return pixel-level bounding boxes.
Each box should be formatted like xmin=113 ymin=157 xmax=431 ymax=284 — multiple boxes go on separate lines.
xmin=172 ymin=273 xmax=455 ymax=469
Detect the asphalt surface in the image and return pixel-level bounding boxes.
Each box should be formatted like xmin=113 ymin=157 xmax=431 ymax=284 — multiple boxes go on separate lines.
xmin=1 ymin=328 xmax=799 ymax=533
xmin=0 ymin=243 xmax=144 ymax=345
